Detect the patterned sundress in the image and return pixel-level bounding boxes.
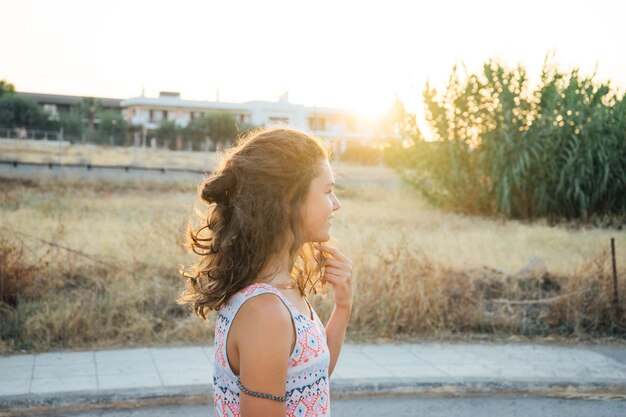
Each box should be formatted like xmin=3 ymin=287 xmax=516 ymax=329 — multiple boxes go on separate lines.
xmin=213 ymin=282 xmax=331 ymax=416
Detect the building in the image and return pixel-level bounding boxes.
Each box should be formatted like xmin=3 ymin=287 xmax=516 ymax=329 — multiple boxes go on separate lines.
xmin=121 ymin=91 xmax=373 ymax=144
xmin=17 ymin=90 xmax=378 ymax=146
xmin=17 ymin=92 xmax=121 ymax=121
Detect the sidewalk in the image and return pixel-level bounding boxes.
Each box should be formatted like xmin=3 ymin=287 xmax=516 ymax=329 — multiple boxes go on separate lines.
xmin=1 ymin=342 xmax=626 ymax=412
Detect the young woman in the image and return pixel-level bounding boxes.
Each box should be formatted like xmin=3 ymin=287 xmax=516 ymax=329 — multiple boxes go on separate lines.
xmin=178 ymin=126 xmax=353 ymax=417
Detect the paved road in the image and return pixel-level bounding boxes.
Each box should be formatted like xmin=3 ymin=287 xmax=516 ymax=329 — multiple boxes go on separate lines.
xmin=3 ymin=342 xmax=626 ymax=413
xmin=585 ymin=346 xmax=626 ymax=365
xmin=31 ymin=395 xmax=626 ymax=417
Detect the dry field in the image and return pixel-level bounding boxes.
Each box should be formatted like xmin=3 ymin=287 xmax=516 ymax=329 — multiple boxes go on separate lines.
xmin=0 ymin=140 xmax=398 ymax=185
xmin=0 ymin=146 xmax=625 ymax=353
xmin=0 ymin=139 xmax=218 ymax=170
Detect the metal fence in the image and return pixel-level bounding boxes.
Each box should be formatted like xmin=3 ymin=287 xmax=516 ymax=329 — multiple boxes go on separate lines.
xmin=0 ymin=126 xmax=109 ymax=144
xmin=0 ymin=126 xmax=64 ymax=141
xmin=0 ymin=159 xmax=205 ymax=174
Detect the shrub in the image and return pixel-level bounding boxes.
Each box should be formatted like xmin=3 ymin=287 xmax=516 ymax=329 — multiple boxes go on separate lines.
xmin=389 ymin=57 xmax=626 ymax=222
xmin=340 ymin=142 xmax=383 ymax=165
xmin=0 ymin=237 xmax=45 ymax=307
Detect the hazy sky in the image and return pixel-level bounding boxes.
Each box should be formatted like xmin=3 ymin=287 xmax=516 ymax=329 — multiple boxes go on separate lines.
xmin=2 ymin=0 xmax=624 ymax=117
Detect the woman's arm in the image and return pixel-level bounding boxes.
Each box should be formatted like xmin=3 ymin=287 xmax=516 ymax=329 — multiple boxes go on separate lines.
xmin=324 ymin=304 xmax=352 ymax=376
xmin=315 ymin=244 xmax=353 ymax=377
xmin=235 ymin=294 xmax=294 ymax=417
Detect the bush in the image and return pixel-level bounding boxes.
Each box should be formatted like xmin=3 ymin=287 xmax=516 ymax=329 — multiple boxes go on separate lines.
xmin=340 ymin=142 xmax=383 ymax=165
xmin=0 ymin=94 xmax=51 ymax=130
xmin=388 ymin=57 xmax=626 ymax=221
xmin=0 ymin=237 xmax=46 ymax=307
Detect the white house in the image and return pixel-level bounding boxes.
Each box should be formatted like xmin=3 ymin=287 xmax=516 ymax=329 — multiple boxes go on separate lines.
xmin=120 ymin=91 xmax=375 ymax=146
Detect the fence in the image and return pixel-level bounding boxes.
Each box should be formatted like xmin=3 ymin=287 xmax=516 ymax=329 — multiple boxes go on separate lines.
xmin=0 ymin=159 xmax=205 ymax=175
xmin=0 ymin=126 xmax=64 ymax=141
xmin=0 ymin=126 xmax=128 ymax=145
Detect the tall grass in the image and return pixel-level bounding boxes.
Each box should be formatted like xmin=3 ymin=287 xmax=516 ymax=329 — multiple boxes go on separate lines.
xmin=350 ymin=241 xmax=625 ymax=340
xmin=0 ymin=141 xmax=219 ymax=171
xmin=1 ymin=175 xmax=624 ymax=352
xmin=387 ymin=57 xmax=626 ymax=223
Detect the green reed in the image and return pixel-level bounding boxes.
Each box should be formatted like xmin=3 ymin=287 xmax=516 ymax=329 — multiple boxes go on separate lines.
xmin=387 ymin=57 xmax=626 ymax=223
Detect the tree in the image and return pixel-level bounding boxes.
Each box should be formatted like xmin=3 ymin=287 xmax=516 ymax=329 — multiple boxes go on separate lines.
xmin=378 ymin=98 xmax=422 ymax=143
xmin=126 ymin=123 xmax=143 ymax=147
xmin=97 ymin=110 xmax=127 ymax=146
xmin=390 ymin=57 xmax=626 ymax=220
xmin=182 ymin=112 xmax=256 ymax=151
xmin=0 ymin=80 xmax=15 ymax=98
xmin=206 ymin=112 xmax=239 ymax=148
xmin=76 ymin=97 xmax=103 ymax=142
xmin=58 ymin=112 xmax=84 ymax=141
xmin=156 ymin=119 xmax=179 ymax=140
xmin=183 ymin=117 xmax=206 ymax=140
xmin=236 ymin=121 xmax=258 ymax=137
xmin=0 ymin=94 xmax=49 ymax=129
xmin=182 ymin=112 xmax=234 ymax=150
xmin=182 ymin=116 xmax=209 ymax=150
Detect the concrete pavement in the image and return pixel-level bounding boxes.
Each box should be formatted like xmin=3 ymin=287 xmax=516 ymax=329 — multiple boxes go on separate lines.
xmin=1 ymin=342 xmax=626 ymax=413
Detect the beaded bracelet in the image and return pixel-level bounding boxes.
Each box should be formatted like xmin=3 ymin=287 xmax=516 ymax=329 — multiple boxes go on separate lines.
xmin=236 ymin=379 xmax=287 ymax=402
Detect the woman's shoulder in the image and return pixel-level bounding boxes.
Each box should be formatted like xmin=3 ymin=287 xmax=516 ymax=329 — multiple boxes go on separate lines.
xmin=238 ymin=281 xmax=280 ymax=296
xmin=233 ymin=283 xmax=290 ymax=317
xmin=239 ymin=291 xmax=289 ymax=318
xmin=222 ymin=282 xmax=278 ymax=307
xmin=231 ymin=288 xmax=293 ymax=344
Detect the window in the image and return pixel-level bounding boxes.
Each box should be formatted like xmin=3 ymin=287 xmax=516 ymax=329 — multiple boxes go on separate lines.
xmin=308 ymin=117 xmax=326 ymax=131
xmin=149 ymin=109 xmax=154 ymax=122
xmin=163 ymin=110 xmax=168 ymax=120
xmin=43 ymin=104 xmax=59 ymax=120
xmin=269 ymin=117 xmax=289 ymax=124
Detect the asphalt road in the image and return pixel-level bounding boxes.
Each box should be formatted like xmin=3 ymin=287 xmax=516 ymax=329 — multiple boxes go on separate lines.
xmin=34 ymin=395 xmax=626 ymax=417
xmin=584 ymin=345 xmax=626 ymax=365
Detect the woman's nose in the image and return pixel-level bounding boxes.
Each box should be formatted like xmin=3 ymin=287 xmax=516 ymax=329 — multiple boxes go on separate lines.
xmin=332 ymin=195 xmax=341 ymax=211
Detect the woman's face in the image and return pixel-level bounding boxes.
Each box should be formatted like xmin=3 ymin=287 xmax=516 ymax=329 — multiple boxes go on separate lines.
xmin=300 ymin=159 xmax=342 ymax=243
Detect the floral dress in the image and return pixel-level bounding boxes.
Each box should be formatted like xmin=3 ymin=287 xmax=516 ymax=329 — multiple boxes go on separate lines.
xmin=213 ymin=282 xmax=331 ymax=416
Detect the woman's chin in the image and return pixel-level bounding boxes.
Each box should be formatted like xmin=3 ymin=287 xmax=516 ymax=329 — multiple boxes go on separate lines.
xmin=303 ymin=225 xmax=332 ymax=244
xmin=320 ymin=232 xmax=332 ymax=242
xmin=310 ymin=232 xmax=331 ymax=243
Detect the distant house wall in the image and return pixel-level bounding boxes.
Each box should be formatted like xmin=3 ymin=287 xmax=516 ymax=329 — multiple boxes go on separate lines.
xmin=18 ymin=92 xmax=121 ymax=120
xmin=17 ymin=91 xmax=375 ymax=144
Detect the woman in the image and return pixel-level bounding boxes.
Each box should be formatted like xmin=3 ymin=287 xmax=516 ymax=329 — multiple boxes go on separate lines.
xmin=178 ymin=126 xmax=353 ymax=416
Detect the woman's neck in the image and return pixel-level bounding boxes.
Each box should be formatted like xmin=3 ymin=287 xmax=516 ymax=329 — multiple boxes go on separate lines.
xmin=254 ymin=249 xmax=293 ymax=286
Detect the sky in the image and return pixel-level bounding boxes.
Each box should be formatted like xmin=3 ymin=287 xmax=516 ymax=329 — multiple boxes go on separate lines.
xmin=2 ymin=0 xmax=624 ymax=119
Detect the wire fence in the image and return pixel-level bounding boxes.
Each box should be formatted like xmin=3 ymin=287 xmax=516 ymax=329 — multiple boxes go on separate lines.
xmin=0 ymin=126 xmax=64 ymax=141
xmin=0 ymin=126 xmax=123 ymax=144
xmin=0 ymin=159 xmax=206 ymax=175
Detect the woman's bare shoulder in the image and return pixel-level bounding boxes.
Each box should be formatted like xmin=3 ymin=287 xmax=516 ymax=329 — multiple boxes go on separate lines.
xmin=234 ymin=293 xmax=292 ymax=335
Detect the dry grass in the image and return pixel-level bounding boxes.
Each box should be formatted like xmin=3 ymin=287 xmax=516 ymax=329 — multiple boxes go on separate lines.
xmin=0 ymin=140 xmax=398 ymax=182
xmin=0 ymin=140 xmax=217 ymax=170
xmin=334 ymin=185 xmax=625 ymax=277
xmin=0 ymin=170 xmax=625 ymax=353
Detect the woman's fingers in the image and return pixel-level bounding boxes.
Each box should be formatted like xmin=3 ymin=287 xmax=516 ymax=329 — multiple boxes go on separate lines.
xmin=315 ymin=244 xmax=354 ymax=311
xmin=321 ymin=257 xmax=347 ymax=268
xmin=323 ymin=265 xmax=352 ymax=283
xmin=322 ymin=268 xmax=349 ymax=279
xmin=322 ymin=272 xmax=344 ymax=284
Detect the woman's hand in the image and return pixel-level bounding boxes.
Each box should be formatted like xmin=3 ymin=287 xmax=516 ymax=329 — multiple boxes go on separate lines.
xmin=315 ymin=244 xmax=353 ymax=311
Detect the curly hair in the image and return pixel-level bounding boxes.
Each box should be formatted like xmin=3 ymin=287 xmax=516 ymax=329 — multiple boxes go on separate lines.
xmin=177 ymin=126 xmax=331 ymax=319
